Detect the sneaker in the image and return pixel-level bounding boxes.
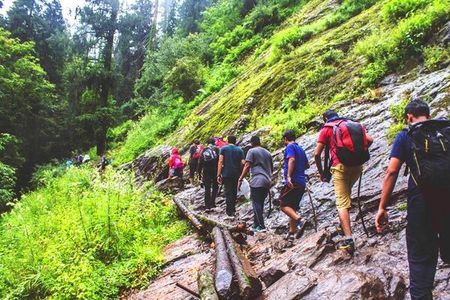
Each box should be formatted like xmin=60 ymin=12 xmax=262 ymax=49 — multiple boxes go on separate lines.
xmin=339 ymin=238 xmax=356 ymax=256
xmin=295 ymin=219 xmax=306 ymax=239
xmin=253 ymin=226 xmax=267 ymax=233
xmin=285 ymin=232 xmax=295 ymax=241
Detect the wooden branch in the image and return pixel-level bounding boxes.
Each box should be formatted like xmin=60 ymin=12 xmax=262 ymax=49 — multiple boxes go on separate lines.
xmin=212 ymin=227 xmax=233 ymax=298
xmin=198 ymin=269 xmax=219 ymax=300
xmin=175 ymin=282 xmax=200 ymax=299
xmin=223 ymin=230 xmax=262 ymax=299
xmin=194 ymin=213 xmax=254 ymax=236
xmin=173 ymin=197 xmax=203 ymax=232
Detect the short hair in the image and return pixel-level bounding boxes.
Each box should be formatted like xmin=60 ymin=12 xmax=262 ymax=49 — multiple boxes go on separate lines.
xmin=227 ymin=135 xmax=237 ymax=144
xmin=323 ymin=109 xmax=339 ymax=121
xmin=193 ymin=139 xmax=200 ymax=144
xmin=250 ymin=135 xmax=261 ymax=146
xmin=282 ymin=130 xmax=296 ymax=141
xmin=207 ymin=137 xmax=216 ymax=145
xmin=404 ymin=99 xmax=430 ymax=118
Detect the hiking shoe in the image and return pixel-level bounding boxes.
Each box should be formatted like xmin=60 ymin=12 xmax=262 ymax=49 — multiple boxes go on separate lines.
xmin=295 ymin=219 xmax=306 ymax=239
xmin=339 ymin=238 xmax=356 ymax=257
xmin=285 ymin=232 xmax=295 ymax=241
xmin=253 ymin=226 xmax=267 ymax=233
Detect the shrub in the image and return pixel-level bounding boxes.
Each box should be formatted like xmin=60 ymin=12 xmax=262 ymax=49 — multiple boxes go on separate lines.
xmin=381 ymin=0 xmax=432 ymax=22
xmin=163 ymin=57 xmax=204 ymax=101
xmin=423 ymin=45 xmax=450 ymax=71
xmin=387 ymin=97 xmax=409 ymax=142
xmin=0 ymin=167 xmax=187 ymax=299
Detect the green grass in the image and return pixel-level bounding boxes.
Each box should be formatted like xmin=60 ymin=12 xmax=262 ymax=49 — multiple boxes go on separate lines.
xmin=0 ymin=167 xmax=187 ymax=299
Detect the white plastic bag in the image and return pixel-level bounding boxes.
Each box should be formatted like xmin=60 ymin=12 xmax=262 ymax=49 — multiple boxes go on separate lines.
xmin=238 ymin=178 xmax=251 ymax=200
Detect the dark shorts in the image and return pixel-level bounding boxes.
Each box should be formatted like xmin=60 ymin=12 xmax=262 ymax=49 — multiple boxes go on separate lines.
xmin=279 ymin=184 xmax=305 ymax=211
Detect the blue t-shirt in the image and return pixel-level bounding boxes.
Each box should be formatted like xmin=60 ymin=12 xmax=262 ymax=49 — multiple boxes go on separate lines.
xmin=283 ymin=143 xmax=308 ymax=187
xmin=390 ymin=130 xmax=417 ymax=190
xmin=220 ymin=144 xmax=245 ymax=178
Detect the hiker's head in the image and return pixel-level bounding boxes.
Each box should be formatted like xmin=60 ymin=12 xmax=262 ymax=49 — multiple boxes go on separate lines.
xmin=404 ymin=99 xmax=430 ymax=124
xmin=322 ymin=109 xmax=339 ymax=122
xmin=171 ymin=148 xmax=179 ymax=155
xmin=193 ymin=139 xmax=200 ymax=145
xmin=207 ymin=137 xmax=216 ymax=145
xmin=227 ymin=135 xmax=237 ymax=144
xmin=250 ymin=135 xmax=261 ymax=147
xmin=282 ymin=130 xmax=296 ymax=144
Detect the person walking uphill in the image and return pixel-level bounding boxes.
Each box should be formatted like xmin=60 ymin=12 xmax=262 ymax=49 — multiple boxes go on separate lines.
xmin=198 ymin=138 xmax=220 ymax=210
xmin=314 ymin=109 xmax=373 ymax=256
xmin=189 ymin=140 xmax=203 ymax=185
xmin=238 ymin=136 xmax=273 ymax=232
xmin=280 ymin=130 xmax=310 ymax=241
xmin=217 ymin=136 xmax=245 ymax=217
xmin=168 ymin=148 xmax=184 ymax=179
xmin=375 ymin=99 xmax=450 ymax=300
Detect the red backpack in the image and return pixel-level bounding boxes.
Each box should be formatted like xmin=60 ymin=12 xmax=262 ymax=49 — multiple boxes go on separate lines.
xmin=324 ymin=119 xmax=370 ymax=166
xmin=192 ymin=145 xmax=204 ymax=160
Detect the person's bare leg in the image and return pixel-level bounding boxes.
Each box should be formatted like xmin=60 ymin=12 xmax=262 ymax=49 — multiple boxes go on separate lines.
xmin=281 ymin=206 xmax=300 ymax=233
xmin=338 ymin=208 xmax=352 ymax=237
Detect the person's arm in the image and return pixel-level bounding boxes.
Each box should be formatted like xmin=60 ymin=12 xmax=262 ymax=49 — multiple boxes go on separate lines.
xmin=367 ymin=133 xmax=374 ymax=146
xmin=197 ymin=156 xmax=203 ymax=181
xmin=238 ymin=161 xmax=251 ymax=188
xmin=314 ymin=142 xmax=325 ymax=180
xmin=287 ymin=156 xmax=295 ymax=188
xmin=217 ymin=154 xmax=224 ymax=184
xmin=375 ymin=157 xmax=403 ymax=233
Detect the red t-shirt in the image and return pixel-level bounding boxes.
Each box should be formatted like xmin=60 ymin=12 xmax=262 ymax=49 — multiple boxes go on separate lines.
xmin=318 ymin=126 xmax=340 ymax=166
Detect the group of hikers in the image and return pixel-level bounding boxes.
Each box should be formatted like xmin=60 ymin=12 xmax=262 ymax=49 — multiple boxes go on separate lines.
xmin=167 ymin=98 xmax=449 ymax=300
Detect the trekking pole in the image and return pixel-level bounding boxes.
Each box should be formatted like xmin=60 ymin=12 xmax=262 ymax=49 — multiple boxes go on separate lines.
xmin=305 ymin=185 xmax=318 ymax=232
xmin=356 ymin=175 xmax=370 ymax=238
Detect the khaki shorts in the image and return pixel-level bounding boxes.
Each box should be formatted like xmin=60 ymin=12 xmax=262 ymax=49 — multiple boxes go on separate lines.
xmin=330 ymin=163 xmax=363 ymax=210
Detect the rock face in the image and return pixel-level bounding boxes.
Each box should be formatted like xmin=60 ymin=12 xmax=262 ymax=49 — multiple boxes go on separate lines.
xmin=129 ymin=68 xmax=450 ymax=300
xmin=132 ymin=145 xmax=172 ymax=186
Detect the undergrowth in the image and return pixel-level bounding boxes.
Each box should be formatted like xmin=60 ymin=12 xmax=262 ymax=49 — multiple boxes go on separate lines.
xmin=0 ymin=167 xmax=187 ymax=299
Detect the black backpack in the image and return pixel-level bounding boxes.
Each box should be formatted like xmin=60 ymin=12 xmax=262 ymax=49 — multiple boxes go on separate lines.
xmin=407 ymin=119 xmax=450 ymax=188
xmin=201 ymin=146 xmax=218 ymax=164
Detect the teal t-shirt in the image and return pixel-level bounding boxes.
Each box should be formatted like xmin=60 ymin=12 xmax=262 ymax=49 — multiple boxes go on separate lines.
xmin=220 ymin=144 xmax=244 ymax=178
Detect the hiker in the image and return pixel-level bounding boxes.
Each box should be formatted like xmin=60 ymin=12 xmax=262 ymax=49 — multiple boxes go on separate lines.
xmin=98 ymin=155 xmax=108 ymax=172
xmin=189 ymin=140 xmax=203 ymax=185
xmin=198 ymin=138 xmax=220 ymax=209
xmin=238 ymin=136 xmax=273 ymax=232
xmin=215 ymin=137 xmax=228 ymax=149
xmin=314 ymin=109 xmax=373 ymax=255
xmin=280 ymin=130 xmax=310 ymax=241
xmin=375 ymin=99 xmax=450 ymax=299
xmin=217 ymin=135 xmax=245 ymax=217
xmin=168 ymin=148 xmax=184 ymax=179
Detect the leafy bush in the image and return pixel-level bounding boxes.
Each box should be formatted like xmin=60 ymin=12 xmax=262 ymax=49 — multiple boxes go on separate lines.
xmin=0 ymin=161 xmax=15 ymax=210
xmin=0 ymin=167 xmax=187 ymax=299
xmin=423 ymin=45 xmax=450 ymax=71
xmin=381 ymin=0 xmax=432 ymax=22
xmin=356 ymin=0 xmax=450 ymax=86
xmin=387 ymin=97 xmax=409 ymax=141
xmin=163 ymin=57 xmax=204 ymax=101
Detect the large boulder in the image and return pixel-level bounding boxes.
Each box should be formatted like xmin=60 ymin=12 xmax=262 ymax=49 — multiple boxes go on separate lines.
xmin=132 ymin=145 xmax=172 ymax=186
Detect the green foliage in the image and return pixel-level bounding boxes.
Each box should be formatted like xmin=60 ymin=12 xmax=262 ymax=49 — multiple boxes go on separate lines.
xmin=423 ymin=45 xmax=450 ymax=71
xmin=0 ymin=161 xmax=15 ymax=209
xmin=0 ymin=167 xmax=187 ymax=299
xmin=164 ymin=57 xmax=204 ymax=101
xmin=387 ymin=97 xmax=409 ymax=142
xmin=355 ymin=0 xmax=450 ymax=86
xmin=382 ymin=0 xmax=432 ymax=22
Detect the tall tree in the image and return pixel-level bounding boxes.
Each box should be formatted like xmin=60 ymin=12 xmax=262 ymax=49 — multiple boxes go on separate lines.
xmin=162 ymin=0 xmax=177 ymax=37
xmin=6 ymin=0 xmax=68 ymax=87
xmin=178 ymin=0 xmax=212 ymax=35
xmin=115 ymin=0 xmax=153 ymax=106
xmin=79 ymin=0 xmax=120 ymax=155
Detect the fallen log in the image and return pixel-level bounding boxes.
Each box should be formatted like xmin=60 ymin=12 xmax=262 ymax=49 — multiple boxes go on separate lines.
xmin=198 ymin=269 xmax=219 ymax=300
xmin=223 ymin=230 xmax=262 ymax=299
xmin=173 ymin=197 xmax=203 ymax=232
xmin=194 ymin=213 xmax=254 ymax=236
xmin=212 ymin=227 xmax=233 ymax=298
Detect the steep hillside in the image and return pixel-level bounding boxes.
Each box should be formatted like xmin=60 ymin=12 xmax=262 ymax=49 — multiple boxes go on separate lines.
xmin=164 ymin=0 xmax=449 ymax=149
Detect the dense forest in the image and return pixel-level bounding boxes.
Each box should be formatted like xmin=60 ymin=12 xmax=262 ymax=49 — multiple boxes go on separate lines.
xmin=0 ymin=0 xmax=449 ymax=298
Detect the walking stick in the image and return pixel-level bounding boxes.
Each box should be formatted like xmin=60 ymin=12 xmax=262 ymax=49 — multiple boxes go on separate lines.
xmin=356 ymin=175 xmax=370 ymax=237
xmin=305 ymin=186 xmax=318 ymax=232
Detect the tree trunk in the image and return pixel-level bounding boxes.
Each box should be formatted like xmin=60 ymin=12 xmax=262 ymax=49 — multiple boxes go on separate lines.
xmin=212 ymin=227 xmax=233 ymax=298
xmin=198 ymin=269 xmax=219 ymax=300
xmin=172 ymin=197 xmax=204 ymax=232
xmin=97 ymin=0 xmax=119 ymax=156
xmin=194 ymin=213 xmax=254 ymax=236
xmin=222 ymin=230 xmax=262 ymax=299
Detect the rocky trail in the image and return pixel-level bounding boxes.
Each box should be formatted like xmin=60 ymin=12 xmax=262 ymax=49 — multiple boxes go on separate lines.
xmin=128 ymin=68 xmax=450 ymax=300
